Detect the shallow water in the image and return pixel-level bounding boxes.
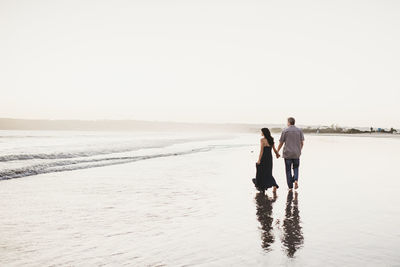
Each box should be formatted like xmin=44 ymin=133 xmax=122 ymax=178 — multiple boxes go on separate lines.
xmin=0 ymin=131 xmax=238 ymax=180
xmin=0 ymin=132 xmax=399 ymax=266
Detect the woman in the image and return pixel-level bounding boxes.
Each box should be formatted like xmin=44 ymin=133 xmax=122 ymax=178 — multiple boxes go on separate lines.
xmin=252 ymin=128 xmax=280 ymax=193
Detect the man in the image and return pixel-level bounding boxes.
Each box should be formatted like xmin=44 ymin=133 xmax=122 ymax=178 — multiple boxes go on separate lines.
xmin=277 ymin=117 xmax=304 ymax=190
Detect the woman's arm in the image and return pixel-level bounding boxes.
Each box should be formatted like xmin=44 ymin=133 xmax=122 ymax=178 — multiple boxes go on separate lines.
xmin=257 ymin=140 xmax=264 ymax=164
xmin=273 ymin=144 xmax=280 ymax=158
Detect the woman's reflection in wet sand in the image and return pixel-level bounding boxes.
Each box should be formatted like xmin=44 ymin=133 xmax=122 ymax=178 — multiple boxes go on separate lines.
xmin=281 ymin=190 xmax=304 ymax=257
xmin=255 ymin=192 xmax=277 ymax=252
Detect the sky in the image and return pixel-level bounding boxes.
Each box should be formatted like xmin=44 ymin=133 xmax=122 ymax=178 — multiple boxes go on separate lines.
xmin=1 ymin=0 xmax=399 ymax=128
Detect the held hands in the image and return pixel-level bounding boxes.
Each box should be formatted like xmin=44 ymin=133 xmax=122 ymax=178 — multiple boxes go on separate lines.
xmin=256 ymin=160 xmax=261 ymax=165
xmin=275 ymin=152 xmax=281 ymax=159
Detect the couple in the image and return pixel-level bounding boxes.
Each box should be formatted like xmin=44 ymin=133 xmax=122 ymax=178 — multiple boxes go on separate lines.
xmin=252 ymin=117 xmax=304 ymax=193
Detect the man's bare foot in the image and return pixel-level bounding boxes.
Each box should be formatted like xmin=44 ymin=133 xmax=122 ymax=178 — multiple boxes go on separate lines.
xmin=294 ymin=181 xmax=298 ymax=189
xmin=273 ymin=186 xmax=277 ymax=193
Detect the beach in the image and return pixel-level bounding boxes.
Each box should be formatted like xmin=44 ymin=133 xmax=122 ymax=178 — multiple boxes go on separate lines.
xmin=1 ymin=132 xmax=400 ymax=266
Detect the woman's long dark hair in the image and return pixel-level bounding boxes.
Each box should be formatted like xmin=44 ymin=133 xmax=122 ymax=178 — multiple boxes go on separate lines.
xmin=261 ymin=128 xmax=274 ymax=146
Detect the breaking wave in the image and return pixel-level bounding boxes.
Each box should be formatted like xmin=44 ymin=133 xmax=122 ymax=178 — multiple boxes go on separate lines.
xmin=0 ymin=144 xmax=249 ymax=180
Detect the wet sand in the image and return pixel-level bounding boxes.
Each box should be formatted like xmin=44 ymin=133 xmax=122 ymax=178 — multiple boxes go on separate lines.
xmin=1 ymin=135 xmax=400 ymax=266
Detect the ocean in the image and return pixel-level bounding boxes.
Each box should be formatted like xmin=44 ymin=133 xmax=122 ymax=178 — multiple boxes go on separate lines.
xmin=1 ymin=131 xmax=399 ymax=266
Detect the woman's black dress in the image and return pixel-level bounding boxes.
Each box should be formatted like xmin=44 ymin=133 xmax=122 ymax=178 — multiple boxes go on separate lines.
xmin=253 ymin=145 xmax=279 ymax=191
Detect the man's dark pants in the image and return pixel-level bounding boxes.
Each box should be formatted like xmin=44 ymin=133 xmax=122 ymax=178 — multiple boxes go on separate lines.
xmin=284 ymin=158 xmax=300 ymax=189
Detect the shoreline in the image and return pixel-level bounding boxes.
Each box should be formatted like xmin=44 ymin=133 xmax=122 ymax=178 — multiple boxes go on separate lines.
xmin=0 ymin=135 xmax=399 ymax=266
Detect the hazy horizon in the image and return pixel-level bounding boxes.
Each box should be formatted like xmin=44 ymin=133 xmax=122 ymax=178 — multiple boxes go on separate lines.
xmin=1 ymin=117 xmax=397 ymax=132
xmin=0 ymin=116 xmax=398 ymax=130
xmin=1 ymin=0 xmax=399 ymax=128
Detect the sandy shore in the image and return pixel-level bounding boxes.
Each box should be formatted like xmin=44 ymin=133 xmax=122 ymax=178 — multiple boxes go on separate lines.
xmin=1 ymin=135 xmax=399 ymax=266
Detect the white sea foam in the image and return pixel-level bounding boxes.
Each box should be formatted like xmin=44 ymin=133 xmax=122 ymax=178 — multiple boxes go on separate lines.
xmin=0 ymin=130 xmax=250 ymax=180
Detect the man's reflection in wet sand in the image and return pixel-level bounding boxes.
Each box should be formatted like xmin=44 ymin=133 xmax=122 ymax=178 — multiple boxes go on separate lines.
xmin=281 ymin=190 xmax=304 ymax=257
xmin=255 ymin=192 xmax=277 ymax=251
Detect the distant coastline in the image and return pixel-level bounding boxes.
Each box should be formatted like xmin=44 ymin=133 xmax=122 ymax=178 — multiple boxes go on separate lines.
xmin=0 ymin=118 xmax=274 ymax=133
xmin=302 ymin=125 xmax=398 ymax=135
xmin=0 ymin=118 xmax=398 ymax=134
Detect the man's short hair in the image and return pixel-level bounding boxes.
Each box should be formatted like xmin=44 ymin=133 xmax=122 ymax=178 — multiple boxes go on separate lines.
xmin=288 ymin=117 xmax=295 ymax=125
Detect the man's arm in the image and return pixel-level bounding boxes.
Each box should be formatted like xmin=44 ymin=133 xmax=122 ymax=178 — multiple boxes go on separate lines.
xmin=277 ymin=131 xmax=285 ymax=153
xmin=300 ymin=130 xmax=305 ymax=150
xmin=277 ymin=141 xmax=284 ymax=153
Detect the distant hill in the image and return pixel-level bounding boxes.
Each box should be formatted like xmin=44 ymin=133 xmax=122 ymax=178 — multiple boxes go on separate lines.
xmin=0 ymin=118 xmax=284 ymax=133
